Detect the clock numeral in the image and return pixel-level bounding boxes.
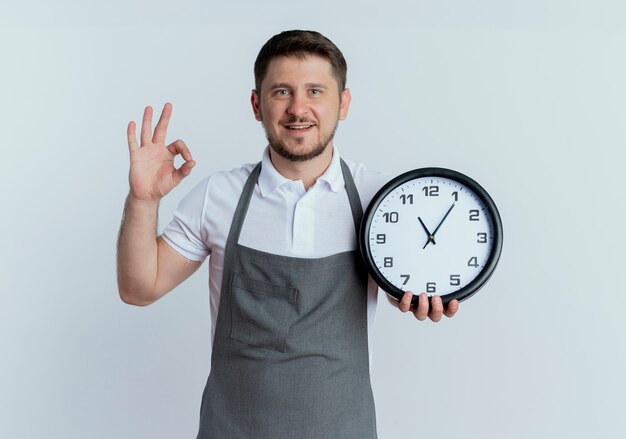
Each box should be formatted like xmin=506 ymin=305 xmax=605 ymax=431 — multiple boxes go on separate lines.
xmin=469 ymin=210 xmax=480 ymax=221
xmin=468 ymin=256 xmax=479 ymax=268
xmin=376 ymin=233 xmax=386 ymax=244
xmin=400 ymin=274 xmax=410 ymax=286
xmin=477 ymin=232 xmax=487 ymax=243
xmin=383 ymin=212 xmax=399 ymax=223
xmin=422 ymin=186 xmax=439 ymax=197
xmin=426 ymin=282 xmax=436 ymax=293
xmin=384 ymin=257 xmax=393 ymax=268
xmin=452 ymin=191 xmax=459 ymax=202
xmin=399 ymin=194 xmax=414 ymax=204
xmin=450 ymin=274 xmax=461 ymax=286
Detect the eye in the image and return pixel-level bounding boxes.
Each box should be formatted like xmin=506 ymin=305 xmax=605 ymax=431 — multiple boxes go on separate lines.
xmin=274 ymin=89 xmax=290 ymax=96
xmin=310 ymin=89 xmax=322 ymax=95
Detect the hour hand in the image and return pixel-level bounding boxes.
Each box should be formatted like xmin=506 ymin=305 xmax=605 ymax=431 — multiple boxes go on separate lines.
xmin=418 ymin=217 xmax=436 ymax=249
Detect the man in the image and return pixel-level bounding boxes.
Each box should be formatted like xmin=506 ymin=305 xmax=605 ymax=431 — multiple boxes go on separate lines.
xmin=117 ymin=30 xmax=458 ymax=438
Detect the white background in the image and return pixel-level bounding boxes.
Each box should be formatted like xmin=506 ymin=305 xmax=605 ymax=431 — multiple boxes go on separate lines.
xmin=1 ymin=1 xmax=625 ymax=438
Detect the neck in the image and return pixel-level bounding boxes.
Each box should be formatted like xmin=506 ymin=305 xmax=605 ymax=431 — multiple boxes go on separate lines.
xmin=269 ymin=145 xmax=334 ymax=190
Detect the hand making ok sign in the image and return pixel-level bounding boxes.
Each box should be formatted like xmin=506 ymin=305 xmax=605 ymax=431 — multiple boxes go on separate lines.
xmin=126 ymin=103 xmax=195 ymax=201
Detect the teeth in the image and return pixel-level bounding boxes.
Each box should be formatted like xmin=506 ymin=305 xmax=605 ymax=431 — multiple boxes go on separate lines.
xmin=288 ymin=125 xmax=312 ymax=130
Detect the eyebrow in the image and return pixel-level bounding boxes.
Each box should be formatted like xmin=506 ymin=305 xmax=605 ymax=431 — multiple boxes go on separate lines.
xmin=268 ymin=82 xmax=329 ymax=90
xmin=305 ymin=83 xmax=328 ymax=89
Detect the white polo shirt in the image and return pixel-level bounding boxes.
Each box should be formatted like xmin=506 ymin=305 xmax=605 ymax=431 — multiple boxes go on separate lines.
xmin=162 ymin=147 xmax=390 ymax=345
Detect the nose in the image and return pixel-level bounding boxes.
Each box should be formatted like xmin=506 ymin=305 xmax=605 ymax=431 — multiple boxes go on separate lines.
xmin=286 ymin=91 xmax=309 ymax=117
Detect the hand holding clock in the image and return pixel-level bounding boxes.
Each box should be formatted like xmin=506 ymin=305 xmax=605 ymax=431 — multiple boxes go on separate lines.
xmin=393 ymin=292 xmax=459 ymax=322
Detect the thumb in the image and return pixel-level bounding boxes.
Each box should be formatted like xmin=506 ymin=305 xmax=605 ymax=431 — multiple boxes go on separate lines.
xmin=173 ymin=160 xmax=196 ymax=185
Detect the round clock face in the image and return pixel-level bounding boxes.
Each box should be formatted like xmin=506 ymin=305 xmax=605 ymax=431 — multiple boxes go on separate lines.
xmin=359 ymin=168 xmax=503 ymax=306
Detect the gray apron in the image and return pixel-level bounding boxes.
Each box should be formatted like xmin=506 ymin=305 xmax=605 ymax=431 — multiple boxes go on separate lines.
xmin=197 ymin=160 xmax=377 ymax=439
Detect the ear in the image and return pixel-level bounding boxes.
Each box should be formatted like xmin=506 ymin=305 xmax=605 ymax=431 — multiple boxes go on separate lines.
xmin=251 ymin=89 xmax=262 ymax=121
xmin=338 ymin=88 xmax=351 ymax=121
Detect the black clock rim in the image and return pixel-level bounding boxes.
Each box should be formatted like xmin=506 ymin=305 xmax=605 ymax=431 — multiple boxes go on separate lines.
xmin=358 ymin=167 xmax=503 ymax=307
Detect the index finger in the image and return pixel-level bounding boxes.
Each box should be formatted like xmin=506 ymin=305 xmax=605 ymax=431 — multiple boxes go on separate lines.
xmin=152 ymin=102 xmax=172 ymax=145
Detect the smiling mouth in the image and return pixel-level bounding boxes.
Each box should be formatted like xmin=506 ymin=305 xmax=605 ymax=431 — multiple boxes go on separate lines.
xmin=285 ymin=124 xmax=315 ymax=131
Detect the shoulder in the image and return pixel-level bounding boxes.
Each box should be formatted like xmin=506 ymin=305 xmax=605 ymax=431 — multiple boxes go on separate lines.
xmin=175 ymin=162 xmax=258 ymax=212
xmin=204 ymin=162 xmax=258 ymax=196
xmin=341 ymin=157 xmax=392 ymax=207
xmin=187 ymin=162 xmax=257 ymax=198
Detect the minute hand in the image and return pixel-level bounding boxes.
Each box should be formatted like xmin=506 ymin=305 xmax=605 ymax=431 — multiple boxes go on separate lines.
xmin=431 ymin=203 xmax=456 ymax=237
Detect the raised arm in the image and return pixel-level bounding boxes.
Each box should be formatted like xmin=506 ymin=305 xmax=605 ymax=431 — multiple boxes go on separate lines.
xmin=117 ymin=103 xmax=201 ymax=306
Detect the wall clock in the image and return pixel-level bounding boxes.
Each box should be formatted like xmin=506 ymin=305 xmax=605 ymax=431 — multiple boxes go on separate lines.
xmin=359 ymin=168 xmax=503 ymax=307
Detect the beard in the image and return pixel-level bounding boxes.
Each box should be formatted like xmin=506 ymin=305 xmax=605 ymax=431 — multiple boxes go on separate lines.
xmin=265 ymin=117 xmax=339 ymax=162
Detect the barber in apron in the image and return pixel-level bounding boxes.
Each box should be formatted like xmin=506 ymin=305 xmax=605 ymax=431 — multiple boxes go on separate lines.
xmin=197 ymin=160 xmax=377 ymax=438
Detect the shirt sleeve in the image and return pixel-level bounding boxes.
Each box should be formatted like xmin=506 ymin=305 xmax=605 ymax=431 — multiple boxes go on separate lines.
xmin=161 ymin=177 xmax=211 ymax=262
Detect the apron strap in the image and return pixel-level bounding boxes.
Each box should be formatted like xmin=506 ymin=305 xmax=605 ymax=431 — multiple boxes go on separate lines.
xmin=226 ymin=162 xmax=262 ymax=246
xmin=340 ymin=158 xmax=363 ymax=235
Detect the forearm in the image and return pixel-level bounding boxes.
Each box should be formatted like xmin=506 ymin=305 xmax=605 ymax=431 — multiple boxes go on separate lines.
xmin=116 ymin=194 xmax=160 ymax=305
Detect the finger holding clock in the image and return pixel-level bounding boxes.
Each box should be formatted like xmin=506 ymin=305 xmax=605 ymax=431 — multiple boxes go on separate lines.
xmin=398 ymin=291 xmax=413 ymax=313
xmin=427 ymin=295 xmax=444 ymax=322
xmin=413 ymin=292 xmax=430 ymax=321
xmin=444 ymin=299 xmax=460 ymax=318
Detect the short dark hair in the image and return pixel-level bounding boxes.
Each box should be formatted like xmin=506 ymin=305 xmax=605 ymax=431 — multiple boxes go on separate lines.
xmin=254 ymin=30 xmax=348 ymax=92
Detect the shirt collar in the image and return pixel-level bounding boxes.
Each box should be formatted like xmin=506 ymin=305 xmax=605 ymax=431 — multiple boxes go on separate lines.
xmin=317 ymin=146 xmax=344 ymax=193
xmin=257 ymin=146 xmax=345 ymax=197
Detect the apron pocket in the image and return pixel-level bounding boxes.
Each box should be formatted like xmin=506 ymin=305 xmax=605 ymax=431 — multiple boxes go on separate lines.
xmin=230 ymin=272 xmax=298 ymax=353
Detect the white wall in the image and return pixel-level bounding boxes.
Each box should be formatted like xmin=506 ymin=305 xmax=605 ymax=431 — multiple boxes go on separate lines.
xmin=1 ymin=1 xmax=624 ymax=438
